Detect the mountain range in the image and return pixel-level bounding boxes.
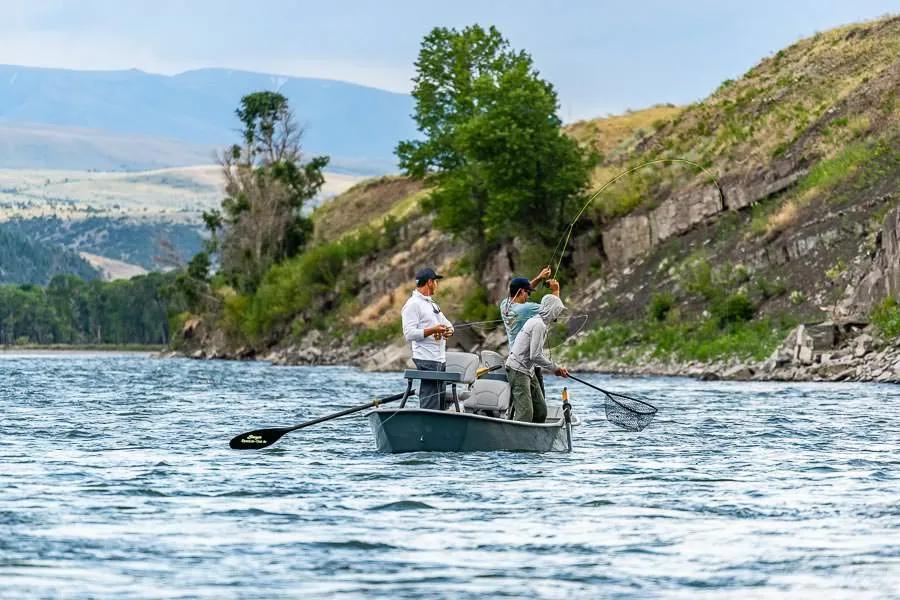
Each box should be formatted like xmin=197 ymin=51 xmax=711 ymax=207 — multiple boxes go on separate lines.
xmin=0 ymin=65 xmax=418 ymax=174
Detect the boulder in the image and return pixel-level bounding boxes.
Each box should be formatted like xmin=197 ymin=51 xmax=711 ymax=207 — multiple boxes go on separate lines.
xmin=854 ymin=334 xmax=875 ymax=358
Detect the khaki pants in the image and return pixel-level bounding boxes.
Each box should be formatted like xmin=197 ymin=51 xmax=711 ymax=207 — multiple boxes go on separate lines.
xmin=506 ymin=367 xmax=547 ymax=423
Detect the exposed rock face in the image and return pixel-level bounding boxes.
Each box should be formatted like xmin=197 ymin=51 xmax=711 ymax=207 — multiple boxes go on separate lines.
xmin=650 ymin=186 xmax=723 ymax=243
xmin=722 ymin=168 xmax=807 ymax=211
xmin=840 ymin=203 xmax=900 ymax=316
xmin=602 ymin=214 xmax=651 ymax=267
xmin=600 ymin=165 xmax=806 ymax=268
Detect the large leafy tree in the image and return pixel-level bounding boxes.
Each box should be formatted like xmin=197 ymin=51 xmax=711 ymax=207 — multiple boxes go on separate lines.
xmin=205 ymin=92 xmax=329 ymax=292
xmin=397 ymin=25 xmax=594 ymax=268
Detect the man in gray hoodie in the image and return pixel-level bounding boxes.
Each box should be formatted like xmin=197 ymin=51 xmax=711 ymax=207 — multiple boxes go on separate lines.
xmin=504 ymin=293 xmax=570 ymax=423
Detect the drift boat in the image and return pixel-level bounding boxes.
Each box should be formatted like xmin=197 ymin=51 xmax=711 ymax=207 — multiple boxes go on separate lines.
xmin=367 ymin=352 xmax=579 ymax=453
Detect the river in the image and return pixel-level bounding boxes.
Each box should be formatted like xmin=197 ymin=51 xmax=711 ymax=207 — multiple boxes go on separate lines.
xmin=1 ymin=353 xmax=898 ymax=598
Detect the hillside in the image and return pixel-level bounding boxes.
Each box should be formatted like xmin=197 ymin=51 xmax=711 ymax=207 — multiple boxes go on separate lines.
xmin=177 ymin=16 xmax=900 ymax=382
xmin=0 ymin=65 xmax=417 ymax=174
xmin=0 ymin=166 xmax=363 ymax=271
xmin=0 ymin=228 xmax=99 ymax=285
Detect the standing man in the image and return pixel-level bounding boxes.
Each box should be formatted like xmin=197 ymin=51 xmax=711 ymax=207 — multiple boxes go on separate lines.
xmin=401 ymin=267 xmax=454 ymax=410
xmin=500 ymin=266 xmax=557 ymax=392
xmin=505 ymin=292 xmax=570 ymax=423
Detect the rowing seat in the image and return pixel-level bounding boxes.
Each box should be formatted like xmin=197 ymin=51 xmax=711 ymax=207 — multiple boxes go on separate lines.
xmin=480 ymin=350 xmax=505 ymax=369
xmin=463 ymin=377 xmax=511 ymax=417
xmin=444 ymin=351 xmax=479 ymax=409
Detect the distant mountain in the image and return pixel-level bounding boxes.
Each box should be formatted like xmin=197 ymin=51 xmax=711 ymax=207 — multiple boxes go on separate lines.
xmin=0 ymin=65 xmax=418 ymax=174
xmin=0 ymin=123 xmax=213 ymax=171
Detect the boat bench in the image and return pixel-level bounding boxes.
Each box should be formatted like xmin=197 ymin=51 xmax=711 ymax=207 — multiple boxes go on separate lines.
xmin=400 ymin=369 xmax=465 ymax=411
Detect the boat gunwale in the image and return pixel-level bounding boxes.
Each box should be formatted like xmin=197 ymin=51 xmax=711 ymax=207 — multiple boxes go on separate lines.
xmin=368 ymin=407 xmax=580 ymax=428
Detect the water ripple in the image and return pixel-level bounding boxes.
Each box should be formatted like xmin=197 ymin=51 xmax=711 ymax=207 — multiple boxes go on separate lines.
xmin=1 ymin=354 xmax=899 ymax=598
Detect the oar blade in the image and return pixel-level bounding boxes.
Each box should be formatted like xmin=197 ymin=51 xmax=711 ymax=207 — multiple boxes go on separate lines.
xmin=229 ymin=427 xmax=288 ymax=450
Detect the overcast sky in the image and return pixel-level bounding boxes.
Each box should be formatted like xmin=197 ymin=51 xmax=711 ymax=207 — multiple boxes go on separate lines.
xmin=3 ymin=0 xmax=897 ymax=120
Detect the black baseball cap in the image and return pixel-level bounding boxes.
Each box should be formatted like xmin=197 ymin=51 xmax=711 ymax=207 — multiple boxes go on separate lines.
xmin=415 ymin=267 xmax=444 ymax=285
xmin=509 ymin=277 xmax=534 ymax=296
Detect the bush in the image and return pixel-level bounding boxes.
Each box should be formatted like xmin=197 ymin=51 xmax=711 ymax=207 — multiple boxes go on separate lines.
xmin=460 ymin=286 xmax=500 ymax=324
xmin=871 ymin=298 xmax=900 ymax=339
xmin=711 ymin=293 xmax=755 ymax=328
xmin=647 ymin=292 xmax=675 ymax=322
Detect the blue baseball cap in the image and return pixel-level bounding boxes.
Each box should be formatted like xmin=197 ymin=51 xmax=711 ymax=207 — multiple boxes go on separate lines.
xmin=415 ymin=267 xmax=444 ymax=285
xmin=509 ymin=277 xmax=534 ymax=296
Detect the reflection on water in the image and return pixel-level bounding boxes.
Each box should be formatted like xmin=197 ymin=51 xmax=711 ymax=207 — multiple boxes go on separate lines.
xmin=1 ymin=354 xmax=898 ymax=598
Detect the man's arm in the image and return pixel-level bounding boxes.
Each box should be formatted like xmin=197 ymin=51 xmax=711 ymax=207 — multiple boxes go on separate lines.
xmin=529 ymin=266 xmax=552 ymax=290
xmin=529 ymin=322 xmax=559 ymax=372
xmin=401 ymin=301 xmax=425 ymax=342
xmin=548 ymin=279 xmax=560 ymax=297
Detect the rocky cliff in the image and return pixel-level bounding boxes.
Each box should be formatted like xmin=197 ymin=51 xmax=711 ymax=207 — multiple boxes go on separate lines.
xmin=178 ymin=16 xmax=900 ymax=382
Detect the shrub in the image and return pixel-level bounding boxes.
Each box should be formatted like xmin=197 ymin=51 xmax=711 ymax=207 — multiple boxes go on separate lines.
xmin=871 ymin=298 xmax=900 ymax=339
xmin=647 ymin=292 xmax=676 ymax=322
xmin=711 ymin=293 xmax=755 ymax=328
xmin=460 ymin=286 xmax=500 ymax=324
xmin=789 ymin=290 xmax=806 ymax=305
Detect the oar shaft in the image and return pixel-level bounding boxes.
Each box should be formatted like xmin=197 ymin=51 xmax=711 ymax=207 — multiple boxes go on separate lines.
xmin=286 ymin=391 xmax=406 ymax=433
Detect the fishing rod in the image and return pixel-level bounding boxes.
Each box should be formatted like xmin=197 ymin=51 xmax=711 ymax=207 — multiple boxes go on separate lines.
xmin=547 ymin=158 xmax=725 ymax=277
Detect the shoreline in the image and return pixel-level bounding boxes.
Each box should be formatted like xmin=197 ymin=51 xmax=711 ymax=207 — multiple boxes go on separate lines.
xmin=167 ymin=342 xmax=900 ymax=384
xmin=0 ymin=344 xmax=163 ymax=357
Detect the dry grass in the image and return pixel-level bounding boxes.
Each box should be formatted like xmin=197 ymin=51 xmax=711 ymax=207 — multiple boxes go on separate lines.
xmin=312 ymin=175 xmax=427 ymax=242
xmin=565 ymin=104 xmax=683 ymax=158
xmin=0 ymin=165 xmax=362 ymax=223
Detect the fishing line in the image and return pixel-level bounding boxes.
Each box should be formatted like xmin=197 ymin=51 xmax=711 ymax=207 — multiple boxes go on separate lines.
xmin=547 ymin=158 xmax=725 ymax=277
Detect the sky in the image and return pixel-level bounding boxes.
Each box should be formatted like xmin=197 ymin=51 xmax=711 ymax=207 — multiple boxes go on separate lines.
xmin=3 ymin=0 xmax=898 ymax=121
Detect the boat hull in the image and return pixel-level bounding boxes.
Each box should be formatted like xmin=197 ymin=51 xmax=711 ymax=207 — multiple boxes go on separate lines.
xmin=368 ymin=408 xmax=572 ymax=453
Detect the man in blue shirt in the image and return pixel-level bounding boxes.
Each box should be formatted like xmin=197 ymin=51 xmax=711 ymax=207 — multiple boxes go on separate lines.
xmin=499 ymin=267 xmax=557 ymax=394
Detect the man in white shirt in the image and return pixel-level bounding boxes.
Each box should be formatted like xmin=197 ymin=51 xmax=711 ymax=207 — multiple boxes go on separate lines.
xmin=401 ymin=267 xmax=455 ymax=409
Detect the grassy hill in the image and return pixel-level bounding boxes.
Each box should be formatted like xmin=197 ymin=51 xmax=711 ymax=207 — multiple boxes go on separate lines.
xmin=177 ymin=16 xmax=900 ymax=377
xmin=0 ymin=166 xmax=363 ymax=273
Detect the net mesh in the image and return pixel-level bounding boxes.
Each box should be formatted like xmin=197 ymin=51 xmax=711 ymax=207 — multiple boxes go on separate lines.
xmin=603 ymin=390 xmax=658 ymax=432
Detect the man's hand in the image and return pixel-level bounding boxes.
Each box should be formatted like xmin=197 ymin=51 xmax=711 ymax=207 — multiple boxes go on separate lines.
xmin=425 ymin=324 xmax=449 ymax=338
xmin=548 ymin=279 xmax=560 ymax=294
xmin=537 ymin=266 xmax=552 ymax=280
xmin=555 ymin=366 xmax=570 ymax=377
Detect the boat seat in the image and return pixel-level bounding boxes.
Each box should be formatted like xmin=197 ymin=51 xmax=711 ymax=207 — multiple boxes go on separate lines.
xmin=444 ymin=351 xmax=479 ymax=406
xmin=463 ymin=377 xmax=511 ymax=416
xmin=481 ymin=350 xmax=505 ymax=369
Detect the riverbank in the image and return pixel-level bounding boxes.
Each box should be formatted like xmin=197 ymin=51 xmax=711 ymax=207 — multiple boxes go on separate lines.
xmin=168 ymin=320 xmax=900 ymax=384
xmin=0 ymin=344 xmax=163 ymax=356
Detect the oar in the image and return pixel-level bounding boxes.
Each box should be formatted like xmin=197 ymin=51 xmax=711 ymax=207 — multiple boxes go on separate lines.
xmin=229 ymin=391 xmax=407 ymax=450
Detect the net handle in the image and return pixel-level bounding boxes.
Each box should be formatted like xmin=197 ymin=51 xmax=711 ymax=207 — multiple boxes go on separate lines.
xmin=567 ymin=374 xmax=658 ymax=415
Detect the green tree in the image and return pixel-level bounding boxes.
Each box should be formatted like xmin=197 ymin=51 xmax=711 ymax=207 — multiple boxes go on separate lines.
xmin=214 ymin=91 xmax=329 ymax=292
xmin=397 ymin=25 xmax=594 ymax=269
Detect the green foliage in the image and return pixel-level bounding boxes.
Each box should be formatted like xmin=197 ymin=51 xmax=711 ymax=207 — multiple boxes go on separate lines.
xmin=0 ymin=272 xmax=186 ymax=345
xmin=711 ymin=293 xmax=756 ymax=327
xmin=211 ymin=91 xmax=329 ymax=293
xmin=871 ymin=298 xmax=900 ymax=339
xmin=789 ymin=290 xmax=806 ymax=305
xmin=353 ymin=322 xmax=402 ymax=348
xmin=754 ymin=275 xmax=787 ymax=300
xmin=647 ymin=291 xmax=675 ymax=322
xmin=0 ymin=226 xmax=99 ymax=285
xmin=2 ymin=216 xmax=205 ymax=271
xmin=460 ymin=285 xmax=500 ymax=324
xmin=237 ymin=227 xmax=385 ymax=341
xmin=397 ymin=25 xmax=594 ymax=269
xmin=570 ymin=316 xmax=792 ymax=364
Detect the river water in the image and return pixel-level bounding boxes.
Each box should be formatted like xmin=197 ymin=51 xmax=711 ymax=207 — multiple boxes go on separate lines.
xmin=1 ymin=353 xmax=898 ymax=598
